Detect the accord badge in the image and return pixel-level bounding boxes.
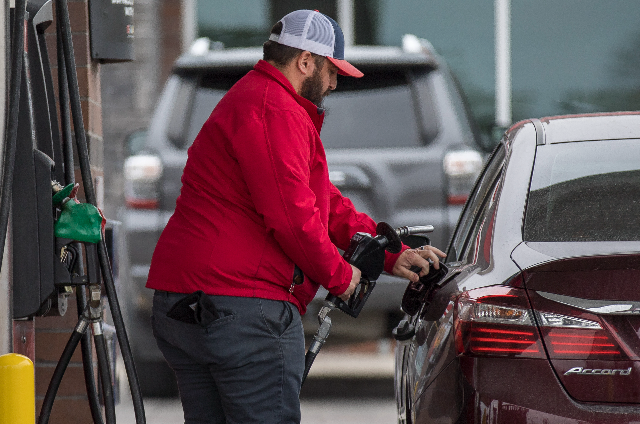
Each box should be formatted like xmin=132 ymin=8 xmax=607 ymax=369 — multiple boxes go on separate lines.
xmin=564 ymin=367 xmax=632 ymax=376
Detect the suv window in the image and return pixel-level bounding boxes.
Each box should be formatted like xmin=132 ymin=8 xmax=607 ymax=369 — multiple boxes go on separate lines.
xmin=185 ymin=87 xmax=226 ymax=145
xmin=322 ymin=69 xmax=435 ymax=149
xmin=524 ymin=139 xmax=640 ymax=242
xmin=174 ymin=71 xmax=248 ymax=148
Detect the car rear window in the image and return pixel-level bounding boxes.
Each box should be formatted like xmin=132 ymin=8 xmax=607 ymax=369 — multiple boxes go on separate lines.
xmin=180 ymin=68 xmax=437 ymax=150
xmin=321 ymin=70 xmax=425 ymax=149
xmin=185 ymin=87 xmax=226 ymax=146
xmin=524 ymin=139 xmax=640 ymax=242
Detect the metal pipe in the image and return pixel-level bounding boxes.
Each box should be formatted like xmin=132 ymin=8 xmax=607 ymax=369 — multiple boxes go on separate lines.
xmin=396 ymin=225 xmax=434 ymax=237
xmin=0 ymin=0 xmax=10 ymax=356
xmin=495 ymin=0 xmax=512 ymax=128
xmin=180 ymin=0 xmax=197 ymax=53
xmin=337 ymin=0 xmax=354 ymax=47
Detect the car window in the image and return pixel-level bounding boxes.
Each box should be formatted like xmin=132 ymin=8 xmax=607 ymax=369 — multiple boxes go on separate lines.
xmin=171 ymin=71 xmax=246 ymax=149
xmin=320 ymin=68 xmax=440 ymax=149
xmin=448 ymin=145 xmax=506 ymax=261
xmin=321 ymin=83 xmax=420 ymax=149
xmin=460 ymin=176 xmax=502 ymax=265
xmin=167 ymin=76 xmax=196 ymax=148
xmin=185 ymin=88 xmax=226 ymax=145
xmin=524 ymin=139 xmax=640 ymax=241
xmin=413 ymin=71 xmax=440 ymax=144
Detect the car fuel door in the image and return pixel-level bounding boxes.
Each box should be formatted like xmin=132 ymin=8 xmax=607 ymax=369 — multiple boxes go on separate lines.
xmin=401 ymin=262 xmax=466 ymax=410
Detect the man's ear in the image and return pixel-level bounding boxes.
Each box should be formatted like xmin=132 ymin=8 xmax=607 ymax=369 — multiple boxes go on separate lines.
xmin=296 ymin=51 xmax=315 ymax=76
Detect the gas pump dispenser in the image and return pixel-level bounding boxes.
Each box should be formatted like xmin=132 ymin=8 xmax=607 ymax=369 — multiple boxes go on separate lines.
xmin=0 ymin=1 xmax=145 ymax=423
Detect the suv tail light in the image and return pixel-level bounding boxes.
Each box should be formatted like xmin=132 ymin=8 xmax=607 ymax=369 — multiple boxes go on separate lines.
xmin=454 ymin=286 xmax=626 ymax=360
xmin=443 ymin=150 xmax=483 ymax=205
xmin=124 ymin=155 xmax=163 ymax=209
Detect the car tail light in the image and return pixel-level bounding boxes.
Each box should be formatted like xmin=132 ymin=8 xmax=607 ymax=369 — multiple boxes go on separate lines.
xmin=443 ymin=150 xmax=483 ymax=205
xmin=454 ymin=286 xmax=627 ymax=360
xmin=124 ymin=155 xmax=163 ymax=209
xmin=537 ymin=312 xmax=626 ymax=360
xmin=455 ymin=286 xmax=545 ymax=358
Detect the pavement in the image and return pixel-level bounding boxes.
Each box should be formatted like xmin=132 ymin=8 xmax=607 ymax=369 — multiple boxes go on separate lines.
xmin=115 ymin=397 xmax=397 ymax=424
xmin=115 ymin=347 xmax=398 ymax=423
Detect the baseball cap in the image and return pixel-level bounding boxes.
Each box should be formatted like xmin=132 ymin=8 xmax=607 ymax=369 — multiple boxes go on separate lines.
xmin=268 ymin=10 xmax=364 ymax=78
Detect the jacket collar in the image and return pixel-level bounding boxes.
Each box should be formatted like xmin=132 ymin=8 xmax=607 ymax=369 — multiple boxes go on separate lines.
xmin=254 ymin=60 xmax=324 ymax=133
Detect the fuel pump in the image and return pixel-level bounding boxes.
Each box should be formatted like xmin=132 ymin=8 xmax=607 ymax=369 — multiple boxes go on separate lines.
xmin=0 ymin=1 xmax=145 ymax=423
xmin=302 ymin=223 xmax=434 ymax=383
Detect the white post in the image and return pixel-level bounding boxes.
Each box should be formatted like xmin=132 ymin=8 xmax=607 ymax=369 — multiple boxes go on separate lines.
xmin=337 ymin=0 xmax=354 ymax=47
xmin=181 ymin=0 xmax=197 ymax=52
xmin=495 ymin=0 xmax=512 ymax=128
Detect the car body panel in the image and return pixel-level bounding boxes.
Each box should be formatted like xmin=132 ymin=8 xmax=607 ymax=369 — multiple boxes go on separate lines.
xmin=395 ymin=113 xmax=640 ymax=423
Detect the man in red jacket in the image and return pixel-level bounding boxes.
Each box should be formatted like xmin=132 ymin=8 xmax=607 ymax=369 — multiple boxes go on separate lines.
xmin=147 ymin=9 xmax=445 ymax=424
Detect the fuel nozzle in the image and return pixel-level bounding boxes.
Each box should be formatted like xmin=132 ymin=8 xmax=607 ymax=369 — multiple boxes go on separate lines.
xmin=302 ymin=222 xmax=435 ymax=384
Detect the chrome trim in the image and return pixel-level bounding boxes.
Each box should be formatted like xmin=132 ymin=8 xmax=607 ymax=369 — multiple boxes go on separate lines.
xmin=538 ymin=291 xmax=640 ymax=315
xmin=531 ymin=118 xmax=546 ymax=145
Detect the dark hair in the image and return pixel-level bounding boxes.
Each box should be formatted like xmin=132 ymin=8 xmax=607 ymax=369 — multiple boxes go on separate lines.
xmin=263 ymin=21 xmax=326 ymax=69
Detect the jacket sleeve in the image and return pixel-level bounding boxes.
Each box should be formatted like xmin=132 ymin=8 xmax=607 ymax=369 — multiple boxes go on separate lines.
xmin=232 ymin=105 xmax=351 ymax=296
xmin=328 ymin=184 xmax=408 ymax=274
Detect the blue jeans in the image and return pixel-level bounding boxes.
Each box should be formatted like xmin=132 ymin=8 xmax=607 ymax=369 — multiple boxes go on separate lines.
xmin=152 ymin=291 xmax=305 ymax=424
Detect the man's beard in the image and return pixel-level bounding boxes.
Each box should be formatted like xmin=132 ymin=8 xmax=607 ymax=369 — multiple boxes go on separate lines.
xmin=300 ymin=66 xmax=330 ymax=108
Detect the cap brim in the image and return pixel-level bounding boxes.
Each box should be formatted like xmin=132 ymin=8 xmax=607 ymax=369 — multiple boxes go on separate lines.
xmin=327 ymin=57 xmax=364 ymax=78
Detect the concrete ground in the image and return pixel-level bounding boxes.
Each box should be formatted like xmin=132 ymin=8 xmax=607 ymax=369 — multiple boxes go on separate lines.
xmin=115 ymin=348 xmax=398 ymax=423
xmin=115 ymin=397 xmax=397 ymax=424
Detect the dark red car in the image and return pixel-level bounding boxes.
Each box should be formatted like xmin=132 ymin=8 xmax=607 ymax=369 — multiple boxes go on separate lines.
xmin=394 ymin=113 xmax=640 ymax=423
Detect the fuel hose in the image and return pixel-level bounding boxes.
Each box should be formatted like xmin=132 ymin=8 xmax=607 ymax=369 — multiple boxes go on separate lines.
xmin=38 ymin=318 xmax=88 ymax=424
xmin=93 ymin=323 xmax=116 ymax=424
xmin=57 ymin=15 xmax=104 ymax=424
xmin=55 ymin=0 xmax=146 ymax=422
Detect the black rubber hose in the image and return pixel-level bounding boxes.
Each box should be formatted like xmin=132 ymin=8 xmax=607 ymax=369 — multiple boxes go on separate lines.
xmin=55 ymin=1 xmax=146 ymax=422
xmin=302 ymin=351 xmax=316 ymax=384
xmin=94 ymin=330 xmax=116 ymax=424
xmin=56 ymin=16 xmax=74 ymax=187
xmin=0 ymin=0 xmax=26 ymax=275
xmin=56 ymin=17 xmax=104 ymax=424
xmin=38 ymin=320 xmax=87 ymax=424
xmin=77 ymin=291 xmax=105 ymax=424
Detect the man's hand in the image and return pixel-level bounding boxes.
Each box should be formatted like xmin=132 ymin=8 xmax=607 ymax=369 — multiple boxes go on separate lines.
xmin=339 ymin=265 xmax=362 ymax=301
xmin=392 ymin=246 xmax=447 ymax=283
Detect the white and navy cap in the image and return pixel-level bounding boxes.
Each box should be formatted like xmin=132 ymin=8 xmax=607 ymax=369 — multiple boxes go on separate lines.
xmin=269 ymin=10 xmax=363 ymax=78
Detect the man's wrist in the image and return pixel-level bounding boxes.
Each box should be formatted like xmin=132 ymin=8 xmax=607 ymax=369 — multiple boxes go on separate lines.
xmin=329 ymin=261 xmax=352 ymax=297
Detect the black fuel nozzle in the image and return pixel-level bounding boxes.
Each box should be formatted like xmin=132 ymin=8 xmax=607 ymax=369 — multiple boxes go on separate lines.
xmin=325 ymin=222 xmax=404 ymax=318
xmin=303 ymin=223 xmax=435 ymax=385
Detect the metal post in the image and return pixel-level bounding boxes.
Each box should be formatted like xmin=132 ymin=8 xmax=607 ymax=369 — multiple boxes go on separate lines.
xmin=337 ymin=0 xmax=354 ymax=47
xmin=0 ymin=0 xmax=11 ymax=356
xmin=181 ymin=0 xmax=197 ymax=53
xmin=495 ymin=0 xmax=512 ymax=128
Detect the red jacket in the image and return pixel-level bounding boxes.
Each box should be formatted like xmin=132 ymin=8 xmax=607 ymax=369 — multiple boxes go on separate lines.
xmin=146 ymin=60 xmax=405 ymax=315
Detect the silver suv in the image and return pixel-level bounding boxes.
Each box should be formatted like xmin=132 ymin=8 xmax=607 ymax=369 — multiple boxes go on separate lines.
xmin=119 ymin=36 xmax=483 ymax=395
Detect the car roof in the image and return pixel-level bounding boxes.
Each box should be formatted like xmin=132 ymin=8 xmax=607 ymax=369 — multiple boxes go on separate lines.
xmin=173 ymin=45 xmax=440 ymax=73
xmin=538 ymin=112 xmax=640 ymax=144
